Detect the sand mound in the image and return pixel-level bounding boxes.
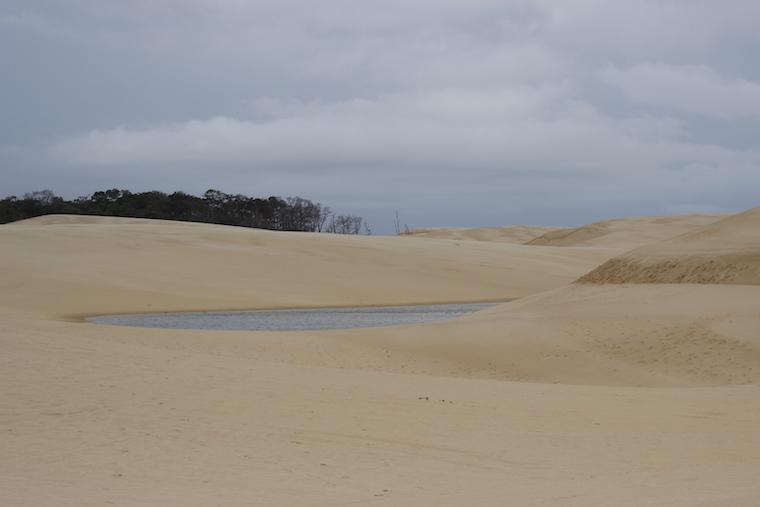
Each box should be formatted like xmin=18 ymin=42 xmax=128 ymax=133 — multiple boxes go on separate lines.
xmin=527 ymin=213 xmax=724 ymax=249
xmin=579 ymin=207 xmax=760 ymax=284
xmin=404 ymin=225 xmax=562 ymax=244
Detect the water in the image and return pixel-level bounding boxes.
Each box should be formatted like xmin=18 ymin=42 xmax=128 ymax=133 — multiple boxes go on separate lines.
xmin=88 ymin=302 xmax=497 ymax=332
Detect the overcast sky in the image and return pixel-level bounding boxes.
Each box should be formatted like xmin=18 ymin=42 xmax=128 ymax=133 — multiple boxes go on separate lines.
xmin=2 ymin=0 xmax=760 ymax=232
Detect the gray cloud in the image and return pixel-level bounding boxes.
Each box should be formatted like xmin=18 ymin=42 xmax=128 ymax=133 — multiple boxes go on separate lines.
xmin=601 ymin=64 xmax=760 ymax=118
xmin=2 ymin=0 xmax=760 ymax=231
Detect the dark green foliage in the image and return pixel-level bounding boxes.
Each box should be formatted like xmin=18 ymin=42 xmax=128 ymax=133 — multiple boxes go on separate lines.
xmin=0 ymin=188 xmax=354 ymax=233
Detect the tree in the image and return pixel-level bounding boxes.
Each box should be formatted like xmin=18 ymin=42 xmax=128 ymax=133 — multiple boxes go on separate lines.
xmin=327 ymin=214 xmax=364 ymax=234
xmin=24 ymin=189 xmax=59 ymax=206
xmin=0 ymin=196 xmax=21 ymax=223
xmin=314 ymin=203 xmax=332 ymax=233
xmin=0 ymin=188 xmax=366 ymax=233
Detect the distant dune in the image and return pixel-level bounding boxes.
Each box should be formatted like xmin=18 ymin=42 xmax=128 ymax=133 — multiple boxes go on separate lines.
xmin=404 ymin=225 xmax=563 ymax=244
xmin=579 ymin=207 xmax=760 ymax=284
xmin=527 ymin=213 xmax=724 ymax=249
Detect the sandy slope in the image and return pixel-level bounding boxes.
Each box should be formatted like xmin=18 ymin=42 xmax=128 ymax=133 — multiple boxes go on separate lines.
xmin=527 ymin=213 xmax=724 ymax=249
xmin=579 ymin=207 xmax=760 ymax=284
xmin=2 ymin=214 xmax=759 ymax=506
xmin=404 ymin=225 xmax=563 ymax=243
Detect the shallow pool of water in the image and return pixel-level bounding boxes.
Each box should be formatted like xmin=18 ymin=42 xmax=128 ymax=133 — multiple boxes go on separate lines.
xmin=88 ymin=302 xmax=497 ymax=332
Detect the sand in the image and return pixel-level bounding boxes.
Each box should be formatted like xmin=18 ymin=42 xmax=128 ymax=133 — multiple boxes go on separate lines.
xmin=2 ymin=213 xmax=759 ymax=506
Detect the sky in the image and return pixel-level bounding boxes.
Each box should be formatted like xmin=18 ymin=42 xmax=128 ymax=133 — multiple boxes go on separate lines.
xmin=2 ymin=0 xmax=760 ymax=232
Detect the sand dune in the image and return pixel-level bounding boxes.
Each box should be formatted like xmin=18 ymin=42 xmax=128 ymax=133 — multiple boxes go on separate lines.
xmin=2 ymin=213 xmax=759 ymax=506
xmin=404 ymin=225 xmax=562 ymax=244
xmin=527 ymin=213 xmax=724 ymax=249
xmin=579 ymin=207 xmax=760 ymax=284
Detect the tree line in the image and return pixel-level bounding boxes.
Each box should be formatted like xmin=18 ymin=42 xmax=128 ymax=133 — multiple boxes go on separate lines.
xmin=0 ymin=189 xmax=369 ymax=234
